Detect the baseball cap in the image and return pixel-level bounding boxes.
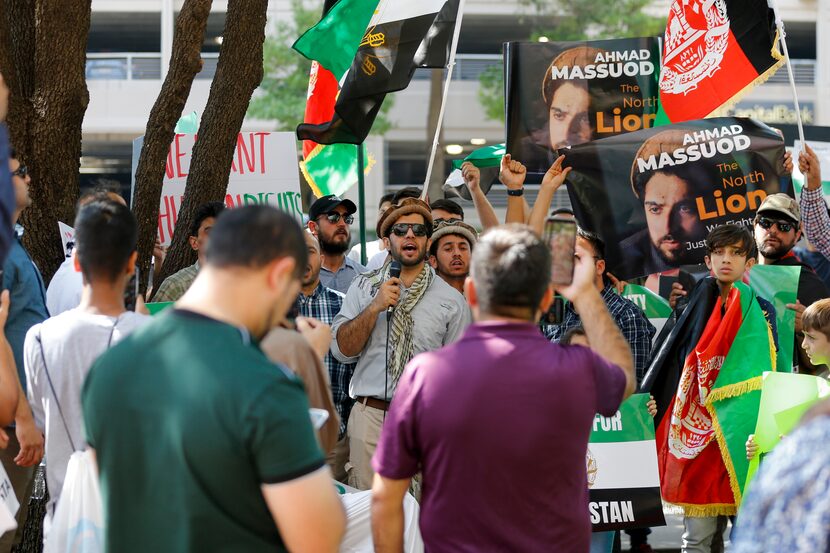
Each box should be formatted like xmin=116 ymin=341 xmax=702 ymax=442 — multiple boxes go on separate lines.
xmin=756 ymin=193 xmax=801 ymax=223
xmin=308 ymin=195 xmax=357 ymax=221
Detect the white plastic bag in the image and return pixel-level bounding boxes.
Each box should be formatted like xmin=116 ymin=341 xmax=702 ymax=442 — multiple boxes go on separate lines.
xmin=44 ymin=450 xmax=104 ymax=553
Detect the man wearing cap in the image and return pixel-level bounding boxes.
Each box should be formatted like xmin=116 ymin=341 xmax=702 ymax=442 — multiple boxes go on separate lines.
xmin=330 ymin=198 xmax=471 ymax=490
xmin=308 ymin=195 xmax=366 ymax=294
xmin=428 ymin=219 xmax=477 ymax=295
xmin=755 ymin=193 xmax=830 ymax=374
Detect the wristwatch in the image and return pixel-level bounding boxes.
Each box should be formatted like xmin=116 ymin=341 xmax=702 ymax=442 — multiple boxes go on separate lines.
xmin=507 ymin=187 xmax=524 ymax=197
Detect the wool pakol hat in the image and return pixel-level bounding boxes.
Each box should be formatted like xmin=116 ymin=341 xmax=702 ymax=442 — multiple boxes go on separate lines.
xmin=377 ymin=198 xmax=433 ymax=238
xmin=431 ymin=219 xmax=477 ymax=248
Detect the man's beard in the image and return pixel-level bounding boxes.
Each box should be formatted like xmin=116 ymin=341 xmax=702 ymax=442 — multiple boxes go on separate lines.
xmin=391 ymin=242 xmax=427 ymax=267
xmin=759 ymin=240 xmax=792 ymax=261
xmin=319 ymin=231 xmax=350 ymax=255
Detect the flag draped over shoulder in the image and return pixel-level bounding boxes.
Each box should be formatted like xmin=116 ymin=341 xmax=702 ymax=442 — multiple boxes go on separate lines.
xmin=643 ymin=279 xmax=774 ymax=516
xmin=656 ymin=0 xmax=783 ymax=124
xmin=297 ymin=0 xmax=460 ymax=145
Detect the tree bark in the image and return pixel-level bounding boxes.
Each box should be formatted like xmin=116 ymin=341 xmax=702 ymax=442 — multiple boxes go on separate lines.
xmin=133 ymin=0 xmax=213 ymax=295
xmin=426 ymin=68 xmax=446 ymax=203
xmin=153 ymin=0 xmax=268 ymax=290
xmin=7 ymin=1 xmax=92 ymax=282
xmin=0 ymin=0 xmax=36 ymax=160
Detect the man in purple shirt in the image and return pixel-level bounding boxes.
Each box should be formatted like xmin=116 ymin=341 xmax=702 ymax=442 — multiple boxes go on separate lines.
xmin=371 ymin=224 xmax=636 ymax=552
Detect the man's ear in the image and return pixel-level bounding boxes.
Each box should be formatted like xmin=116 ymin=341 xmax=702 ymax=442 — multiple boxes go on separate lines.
xmin=188 ymin=236 xmax=199 ymax=251
xmin=125 ymin=251 xmax=138 ymax=275
xmin=428 ymin=255 xmax=437 ymax=269
xmin=308 ymin=221 xmax=319 ymax=237
xmin=464 ymin=277 xmax=477 ymax=309
xmin=382 ymin=235 xmax=390 ymax=250
xmin=704 ymin=255 xmax=712 ymax=271
xmin=596 ymin=259 xmax=606 ymax=277
xmin=746 ymin=256 xmax=756 ymax=269
xmin=538 ymin=285 xmax=554 ymax=315
xmin=72 ymin=251 xmax=81 ymax=273
xmin=267 ymin=257 xmax=297 ymax=290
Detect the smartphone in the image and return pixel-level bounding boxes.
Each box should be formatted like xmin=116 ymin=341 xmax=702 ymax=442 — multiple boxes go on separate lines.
xmin=543 ymin=216 xmax=578 ymax=285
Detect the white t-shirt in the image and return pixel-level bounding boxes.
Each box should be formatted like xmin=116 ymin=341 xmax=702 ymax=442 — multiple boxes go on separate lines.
xmin=365 ymin=249 xmax=389 ymax=272
xmin=45 ymin=257 xmax=83 ymax=316
xmin=24 ymin=309 xmax=150 ymax=522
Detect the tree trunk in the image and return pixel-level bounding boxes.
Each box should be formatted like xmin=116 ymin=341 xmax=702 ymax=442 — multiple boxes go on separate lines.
xmin=133 ymin=0 xmax=213 ymax=295
xmin=426 ymin=68 xmax=446 ymax=204
xmin=13 ymin=1 xmax=92 ymax=282
xmin=152 ymin=0 xmax=268 ymax=290
xmin=0 ymin=0 xmax=36 ymax=160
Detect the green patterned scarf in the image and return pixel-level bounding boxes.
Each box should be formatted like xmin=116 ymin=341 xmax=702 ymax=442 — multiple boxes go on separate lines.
xmin=369 ymin=259 xmax=434 ymax=386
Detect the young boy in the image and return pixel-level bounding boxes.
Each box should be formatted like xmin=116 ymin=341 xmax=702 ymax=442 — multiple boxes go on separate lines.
xmin=801 ymin=299 xmax=830 ymax=372
xmin=649 ymin=224 xmax=777 ymax=553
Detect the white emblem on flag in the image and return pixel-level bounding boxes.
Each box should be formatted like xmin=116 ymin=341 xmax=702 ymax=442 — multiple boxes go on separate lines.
xmin=660 ymin=0 xmax=730 ymax=96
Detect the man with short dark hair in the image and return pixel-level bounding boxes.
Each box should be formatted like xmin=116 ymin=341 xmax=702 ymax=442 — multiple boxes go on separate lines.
xmin=308 ymin=195 xmax=365 ymax=294
xmin=544 ymin=228 xmax=656 ymax=383
xmin=429 ymin=198 xmax=464 ymax=221
xmin=82 ymin=205 xmax=346 ymax=552
xmin=1 ymin=149 xmax=48 ymax=552
xmin=428 ymin=219 xmax=477 ymax=295
xmin=25 ymin=199 xmax=149 ymax=534
xmin=331 ymin=198 xmax=470 ymax=490
xmin=371 ymin=224 xmax=635 ymax=552
xmin=153 ymin=201 xmax=224 ymax=302
xmin=754 ymin=193 xmax=829 ymax=374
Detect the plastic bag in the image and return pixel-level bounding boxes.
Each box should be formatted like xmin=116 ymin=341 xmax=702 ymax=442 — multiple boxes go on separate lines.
xmin=43 ymin=450 xmax=103 ymax=553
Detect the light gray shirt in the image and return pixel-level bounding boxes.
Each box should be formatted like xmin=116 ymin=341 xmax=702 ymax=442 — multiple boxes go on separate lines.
xmin=332 ymin=270 xmax=471 ymax=399
xmin=320 ymin=256 xmax=366 ymax=294
xmin=25 ymin=309 xmax=150 ymax=521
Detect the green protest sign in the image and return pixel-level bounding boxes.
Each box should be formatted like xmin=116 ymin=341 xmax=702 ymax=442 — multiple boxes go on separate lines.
xmin=587 ymin=394 xmax=665 ymax=532
xmin=622 ymin=284 xmax=672 ymax=319
xmin=744 ymin=371 xmax=830 ymax=490
xmin=749 ymin=265 xmax=800 ymax=373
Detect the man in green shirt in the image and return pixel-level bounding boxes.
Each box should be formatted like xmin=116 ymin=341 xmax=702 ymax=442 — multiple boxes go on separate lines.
xmin=82 ymin=205 xmax=346 ymax=552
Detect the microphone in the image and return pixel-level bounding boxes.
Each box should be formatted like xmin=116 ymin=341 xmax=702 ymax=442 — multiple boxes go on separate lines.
xmin=387 ymin=260 xmax=402 ymax=317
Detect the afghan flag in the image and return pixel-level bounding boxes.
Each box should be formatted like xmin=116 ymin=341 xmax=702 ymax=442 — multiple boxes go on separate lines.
xmin=643 ymin=279 xmax=774 ymax=516
xmin=297 ymin=0 xmax=461 ymax=145
xmin=656 ymin=0 xmax=783 ymax=124
xmin=296 ymin=0 xmax=375 ymax=197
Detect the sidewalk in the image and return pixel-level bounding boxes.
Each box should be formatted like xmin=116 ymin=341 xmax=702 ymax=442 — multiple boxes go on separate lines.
xmin=620 ymin=511 xmax=733 ymax=552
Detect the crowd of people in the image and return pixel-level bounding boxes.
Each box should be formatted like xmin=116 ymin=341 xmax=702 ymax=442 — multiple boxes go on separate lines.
xmin=2 ymin=71 xmax=830 ymax=553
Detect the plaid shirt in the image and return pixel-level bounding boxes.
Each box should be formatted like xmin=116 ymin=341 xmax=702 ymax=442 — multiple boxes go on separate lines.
xmin=542 ymin=285 xmax=656 ymax=384
xmin=800 ymin=188 xmax=830 ymax=259
xmin=295 ymin=283 xmax=355 ymax=440
xmin=153 ymin=262 xmax=199 ymax=303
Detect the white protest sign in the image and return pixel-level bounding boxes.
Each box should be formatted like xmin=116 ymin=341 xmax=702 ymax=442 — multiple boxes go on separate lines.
xmin=131 ymin=132 xmax=304 ymax=246
xmin=791 ymin=140 xmax=830 ymax=201
xmin=0 ymin=462 xmax=18 ymax=534
xmin=58 ymin=222 xmax=75 ymax=258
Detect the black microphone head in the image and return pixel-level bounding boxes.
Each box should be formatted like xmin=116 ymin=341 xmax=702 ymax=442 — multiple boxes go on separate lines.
xmin=389 ymin=260 xmax=402 ymax=279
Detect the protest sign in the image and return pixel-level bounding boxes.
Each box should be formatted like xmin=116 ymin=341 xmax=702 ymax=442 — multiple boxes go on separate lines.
xmin=0 ymin=462 xmax=18 ymax=535
xmin=563 ymin=117 xmax=785 ymax=280
xmin=58 ymin=222 xmax=75 ymax=258
xmin=744 ymin=372 xmax=830 ymax=490
xmin=145 ymin=302 xmax=173 ymax=316
xmin=748 ymin=265 xmax=799 ymax=373
xmin=622 ymin=283 xmax=671 ymax=338
xmin=131 ymin=132 xmax=304 ymax=246
xmin=791 ymin=140 xmax=830 ymax=199
xmin=505 ymin=37 xmax=660 ymax=176
xmin=588 ymin=393 xmax=665 ymax=532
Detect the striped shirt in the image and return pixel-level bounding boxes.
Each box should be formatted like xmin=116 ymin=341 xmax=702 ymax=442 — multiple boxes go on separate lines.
xmin=800 ymin=187 xmax=830 ymax=259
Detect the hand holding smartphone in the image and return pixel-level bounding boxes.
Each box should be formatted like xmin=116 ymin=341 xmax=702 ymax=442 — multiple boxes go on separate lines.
xmin=543 ymin=216 xmax=577 ymax=286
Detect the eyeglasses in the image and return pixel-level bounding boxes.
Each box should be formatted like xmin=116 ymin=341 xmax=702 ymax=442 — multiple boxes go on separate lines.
xmin=11 ymin=165 xmax=27 ymax=178
xmin=320 ymin=212 xmax=354 ymax=225
xmin=757 ymin=217 xmax=796 ymax=233
xmin=391 ymin=223 xmax=428 ymax=237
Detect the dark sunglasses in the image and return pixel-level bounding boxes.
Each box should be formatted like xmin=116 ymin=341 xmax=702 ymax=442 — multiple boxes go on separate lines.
xmin=757 ymin=217 xmax=796 ymax=233
xmin=433 ymin=217 xmax=463 ymax=225
xmin=320 ymin=212 xmax=354 ymax=225
xmin=391 ymin=223 xmax=428 ymax=237
xmin=11 ymin=165 xmax=27 ymax=178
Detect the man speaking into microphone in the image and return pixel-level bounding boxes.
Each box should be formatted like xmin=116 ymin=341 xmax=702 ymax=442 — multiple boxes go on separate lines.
xmin=332 ymin=197 xmax=471 ymax=490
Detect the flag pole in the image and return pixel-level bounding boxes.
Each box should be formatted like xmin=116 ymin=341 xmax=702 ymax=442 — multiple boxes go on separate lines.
xmin=770 ymin=0 xmax=806 ymax=147
xmin=421 ymin=0 xmax=467 ymax=200
xmin=357 ymin=144 xmax=368 ymax=265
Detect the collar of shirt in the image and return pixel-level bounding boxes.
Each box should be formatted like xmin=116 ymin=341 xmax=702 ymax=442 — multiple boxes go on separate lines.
xmin=322 ymin=256 xmax=359 ymax=275
xmin=14 ymin=224 xmax=23 ymax=239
